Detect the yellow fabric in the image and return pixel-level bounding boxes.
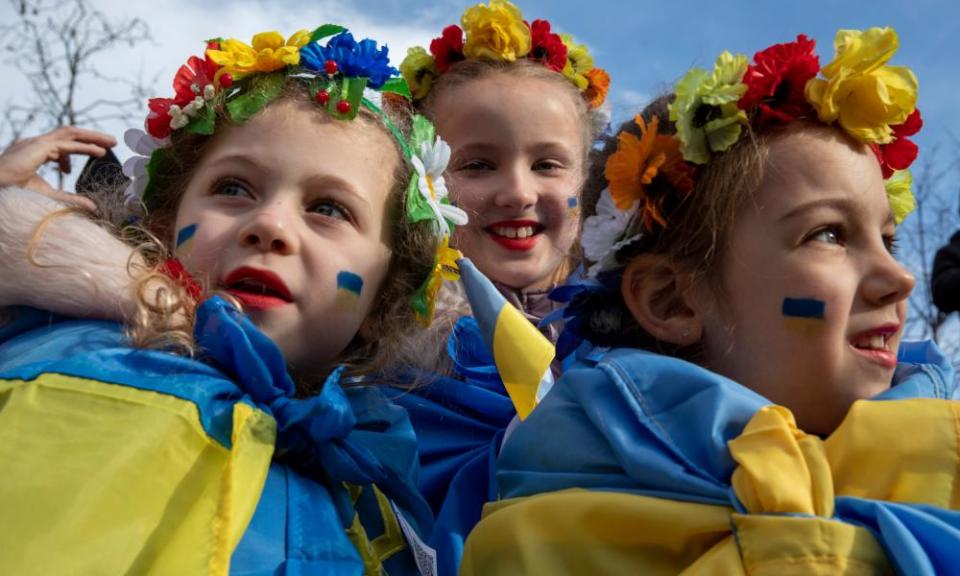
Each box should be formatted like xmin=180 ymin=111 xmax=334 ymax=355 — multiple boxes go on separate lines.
xmin=461 ymin=489 xmax=736 ymax=576
xmin=0 ymin=373 xmax=276 ymax=576
xmin=463 ymin=400 xmax=960 ymax=574
xmin=493 ymin=304 xmax=554 ymax=420
xmin=826 ymin=398 xmax=960 ymax=507
xmin=730 ymin=405 xmax=835 ymax=516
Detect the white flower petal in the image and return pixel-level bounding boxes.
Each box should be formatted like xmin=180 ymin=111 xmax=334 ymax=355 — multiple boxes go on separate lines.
xmin=440 ymin=204 xmax=469 ymax=226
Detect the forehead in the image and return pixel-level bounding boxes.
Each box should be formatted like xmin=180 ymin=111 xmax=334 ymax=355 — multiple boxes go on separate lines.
xmin=432 ymin=73 xmax=584 ymax=150
xmin=755 ymin=127 xmax=890 ymax=221
xmin=204 ymin=100 xmax=399 ymax=197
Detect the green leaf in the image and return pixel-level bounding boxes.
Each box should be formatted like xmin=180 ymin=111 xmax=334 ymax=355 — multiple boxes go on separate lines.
xmin=405 ymin=177 xmax=435 ymax=224
xmin=309 ymin=24 xmax=346 ymax=44
xmin=328 ymin=76 xmax=368 ymax=120
xmin=409 ymin=115 xmax=436 ymax=153
xmin=185 ymin=104 xmax=216 ymax=135
xmin=381 ymin=77 xmax=412 ymax=99
xmin=226 ymin=72 xmax=286 ymax=124
xmin=885 ymin=169 xmax=916 ymax=225
xmin=142 ymin=148 xmax=170 ymax=209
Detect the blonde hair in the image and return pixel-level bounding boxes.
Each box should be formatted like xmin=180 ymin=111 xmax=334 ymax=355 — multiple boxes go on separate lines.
xmin=123 ymin=83 xmax=439 ymax=389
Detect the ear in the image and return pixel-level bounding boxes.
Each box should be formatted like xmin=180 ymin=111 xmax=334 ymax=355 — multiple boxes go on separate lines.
xmin=620 ymin=254 xmax=703 ymax=347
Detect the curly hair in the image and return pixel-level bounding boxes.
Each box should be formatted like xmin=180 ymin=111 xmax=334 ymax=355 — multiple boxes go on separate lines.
xmin=125 ymin=81 xmax=438 ymax=390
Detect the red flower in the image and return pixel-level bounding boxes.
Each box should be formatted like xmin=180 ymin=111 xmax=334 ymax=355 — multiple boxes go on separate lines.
xmin=872 ymin=108 xmax=923 ymax=178
xmin=173 ymin=54 xmax=219 ymax=102
xmin=740 ymin=34 xmax=820 ymax=125
xmin=146 ymin=97 xmax=175 ymax=139
xmin=528 ymin=19 xmax=567 ymax=72
xmin=430 ymin=25 xmax=465 ymax=73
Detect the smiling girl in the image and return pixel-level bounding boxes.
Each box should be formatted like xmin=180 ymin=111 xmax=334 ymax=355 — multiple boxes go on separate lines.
xmin=461 ymin=28 xmax=960 ymax=575
xmin=0 ymin=26 xmax=463 ymax=575
xmin=392 ymin=2 xmax=609 ymax=572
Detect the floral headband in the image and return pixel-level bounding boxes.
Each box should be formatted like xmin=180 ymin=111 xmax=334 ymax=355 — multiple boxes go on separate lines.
xmin=582 ymin=27 xmax=920 ymax=279
xmin=398 ymin=0 xmax=610 ymax=109
xmin=122 ymin=25 xmax=467 ymax=325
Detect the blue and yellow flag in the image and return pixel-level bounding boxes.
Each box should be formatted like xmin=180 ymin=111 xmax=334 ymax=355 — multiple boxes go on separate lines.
xmin=457 ymin=258 xmax=554 ymax=419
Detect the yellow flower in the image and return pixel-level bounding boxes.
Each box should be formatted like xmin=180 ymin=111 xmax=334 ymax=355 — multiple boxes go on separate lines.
xmin=207 ymin=29 xmax=311 ymax=79
xmin=400 ymin=47 xmax=439 ymax=100
xmin=461 ymin=0 xmax=531 ymax=62
xmin=805 ymin=27 xmax=918 ymax=144
xmin=884 ymin=169 xmax=915 ymax=224
xmin=418 ymin=237 xmax=463 ymax=326
xmin=669 ymin=51 xmax=749 ymax=164
xmin=560 ymin=34 xmax=594 ymax=91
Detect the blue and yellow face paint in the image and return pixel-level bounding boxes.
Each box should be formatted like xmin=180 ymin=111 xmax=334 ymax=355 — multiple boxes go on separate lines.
xmin=567 ymin=196 xmax=579 ymax=211
xmin=336 ymin=271 xmax=364 ymax=310
xmin=175 ymin=224 xmax=198 ymax=256
xmin=782 ymin=297 xmax=825 ymax=336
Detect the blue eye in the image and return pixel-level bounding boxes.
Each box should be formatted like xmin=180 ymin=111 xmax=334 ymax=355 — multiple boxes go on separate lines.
xmin=213 ymin=179 xmax=253 ymax=199
xmin=309 ymin=200 xmax=349 ymax=221
xmin=884 ymin=234 xmax=899 ymax=255
xmin=809 ymin=226 xmax=842 ymax=245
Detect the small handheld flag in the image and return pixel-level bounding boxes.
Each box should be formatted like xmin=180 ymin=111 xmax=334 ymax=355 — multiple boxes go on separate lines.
xmin=457 ymin=258 xmax=555 ymax=419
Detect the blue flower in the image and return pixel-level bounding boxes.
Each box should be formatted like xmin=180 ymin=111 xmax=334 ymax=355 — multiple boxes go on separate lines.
xmin=300 ymin=31 xmax=398 ymax=89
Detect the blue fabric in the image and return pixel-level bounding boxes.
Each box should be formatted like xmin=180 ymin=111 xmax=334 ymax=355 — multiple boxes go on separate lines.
xmin=0 ymin=297 xmax=431 ymax=575
xmin=299 ymin=32 xmax=396 ymax=89
xmin=390 ymin=317 xmax=515 ymax=576
xmin=498 ymin=340 xmax=960 ymax=573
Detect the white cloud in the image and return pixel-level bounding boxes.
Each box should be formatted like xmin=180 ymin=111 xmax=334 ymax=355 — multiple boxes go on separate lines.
xmin=0 ymin=0 xmax=437 ymax=176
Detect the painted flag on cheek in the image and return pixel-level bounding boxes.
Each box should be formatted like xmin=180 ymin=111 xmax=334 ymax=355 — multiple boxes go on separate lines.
xmin=457 ymin=258 xmax=555 ymax=419
xmin=782 ymin=297 xmax=826 ymax=336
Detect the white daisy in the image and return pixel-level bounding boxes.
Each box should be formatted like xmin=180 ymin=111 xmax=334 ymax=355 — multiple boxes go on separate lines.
xmin=412 ymin=135 xmax=468 ymax=237
xmin=581 ymin=188 xmax=639 ymax=277
xmin=122 ymin=129 xmax=167 ymax=206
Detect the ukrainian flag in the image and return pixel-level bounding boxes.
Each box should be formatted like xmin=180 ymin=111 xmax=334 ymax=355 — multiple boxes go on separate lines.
xmin=457 ymin=258 xmax=555 ymax=419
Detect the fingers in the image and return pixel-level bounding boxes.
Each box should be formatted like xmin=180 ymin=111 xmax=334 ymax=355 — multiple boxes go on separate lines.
xmin=23 ymin=175 xmax=97 ymax=211
xmin=49 ymin=126 xmax=117 ymax=149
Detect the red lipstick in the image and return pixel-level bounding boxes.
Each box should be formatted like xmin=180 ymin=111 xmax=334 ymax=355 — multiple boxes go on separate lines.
xmin=224 ymin=266 xmax=293 ymax=311
xmin=485 ymin=220 xmax=543 ymax=252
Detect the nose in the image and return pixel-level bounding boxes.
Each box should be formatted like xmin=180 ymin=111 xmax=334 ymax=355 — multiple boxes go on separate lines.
xmin=861 ymin=246 xmax=915 ymax=306
xmin=493 ymin=164 xmax=538 ymax=210
xmin=238 ymin=202 xmax=298 ymax=255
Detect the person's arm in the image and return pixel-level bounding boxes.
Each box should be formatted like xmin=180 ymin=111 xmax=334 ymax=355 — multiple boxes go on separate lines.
xmin=0 ymin=187 xmax=139 ymax=320
xmin=931 ymin=230 xmax=960 ymax=314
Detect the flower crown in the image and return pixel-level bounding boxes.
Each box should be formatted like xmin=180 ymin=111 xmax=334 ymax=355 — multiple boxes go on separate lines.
xmin=582 ymin=27 xmax=920 ymax=279
xmin=398 ymin=0 xmax=610 ymax=109
xmin=122 ymin=25 xmax=468 ymax=326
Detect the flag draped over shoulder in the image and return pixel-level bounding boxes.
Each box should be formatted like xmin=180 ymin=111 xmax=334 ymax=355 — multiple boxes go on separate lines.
xmin=462 ymin=341 xmax=960 ymax=575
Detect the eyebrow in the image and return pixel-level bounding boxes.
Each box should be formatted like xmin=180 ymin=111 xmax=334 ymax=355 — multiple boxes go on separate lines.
xmin=777 ymin=197 xmax=895 ymax=227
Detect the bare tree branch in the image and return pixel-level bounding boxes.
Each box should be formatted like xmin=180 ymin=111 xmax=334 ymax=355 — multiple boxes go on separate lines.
xmin=0 ymin=0 xmax=152 ymax=185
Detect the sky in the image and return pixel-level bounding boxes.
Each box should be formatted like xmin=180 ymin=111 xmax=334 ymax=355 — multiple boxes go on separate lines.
xmin=2 ymin=0 xmax=957 ymax=154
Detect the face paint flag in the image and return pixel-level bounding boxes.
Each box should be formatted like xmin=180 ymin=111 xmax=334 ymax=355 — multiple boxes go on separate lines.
xmin=336 ymin=271 xmax=364 ymax=309
xmin=457 ymin=258 xmax=555 ymax=419
xmin=175 ymin=224 xmax=197 ymax=256
xmin=782 ymin=297 xmax=826 ymax=336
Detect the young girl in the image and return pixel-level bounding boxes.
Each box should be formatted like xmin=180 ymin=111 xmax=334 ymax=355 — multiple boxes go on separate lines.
xmin=392 ymin=1 xmax=609 ymax=571
xmin=0 ymin=25 xmax=464 ymax=575
xmin=460 ymin=28 xmax=960 ymax=574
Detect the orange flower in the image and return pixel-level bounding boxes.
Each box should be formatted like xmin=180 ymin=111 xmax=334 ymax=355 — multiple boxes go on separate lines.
xmin=583 ymin=68 xmax=610 ymax=108
xmin=605 ymin=114 xmax=692 ymax=231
